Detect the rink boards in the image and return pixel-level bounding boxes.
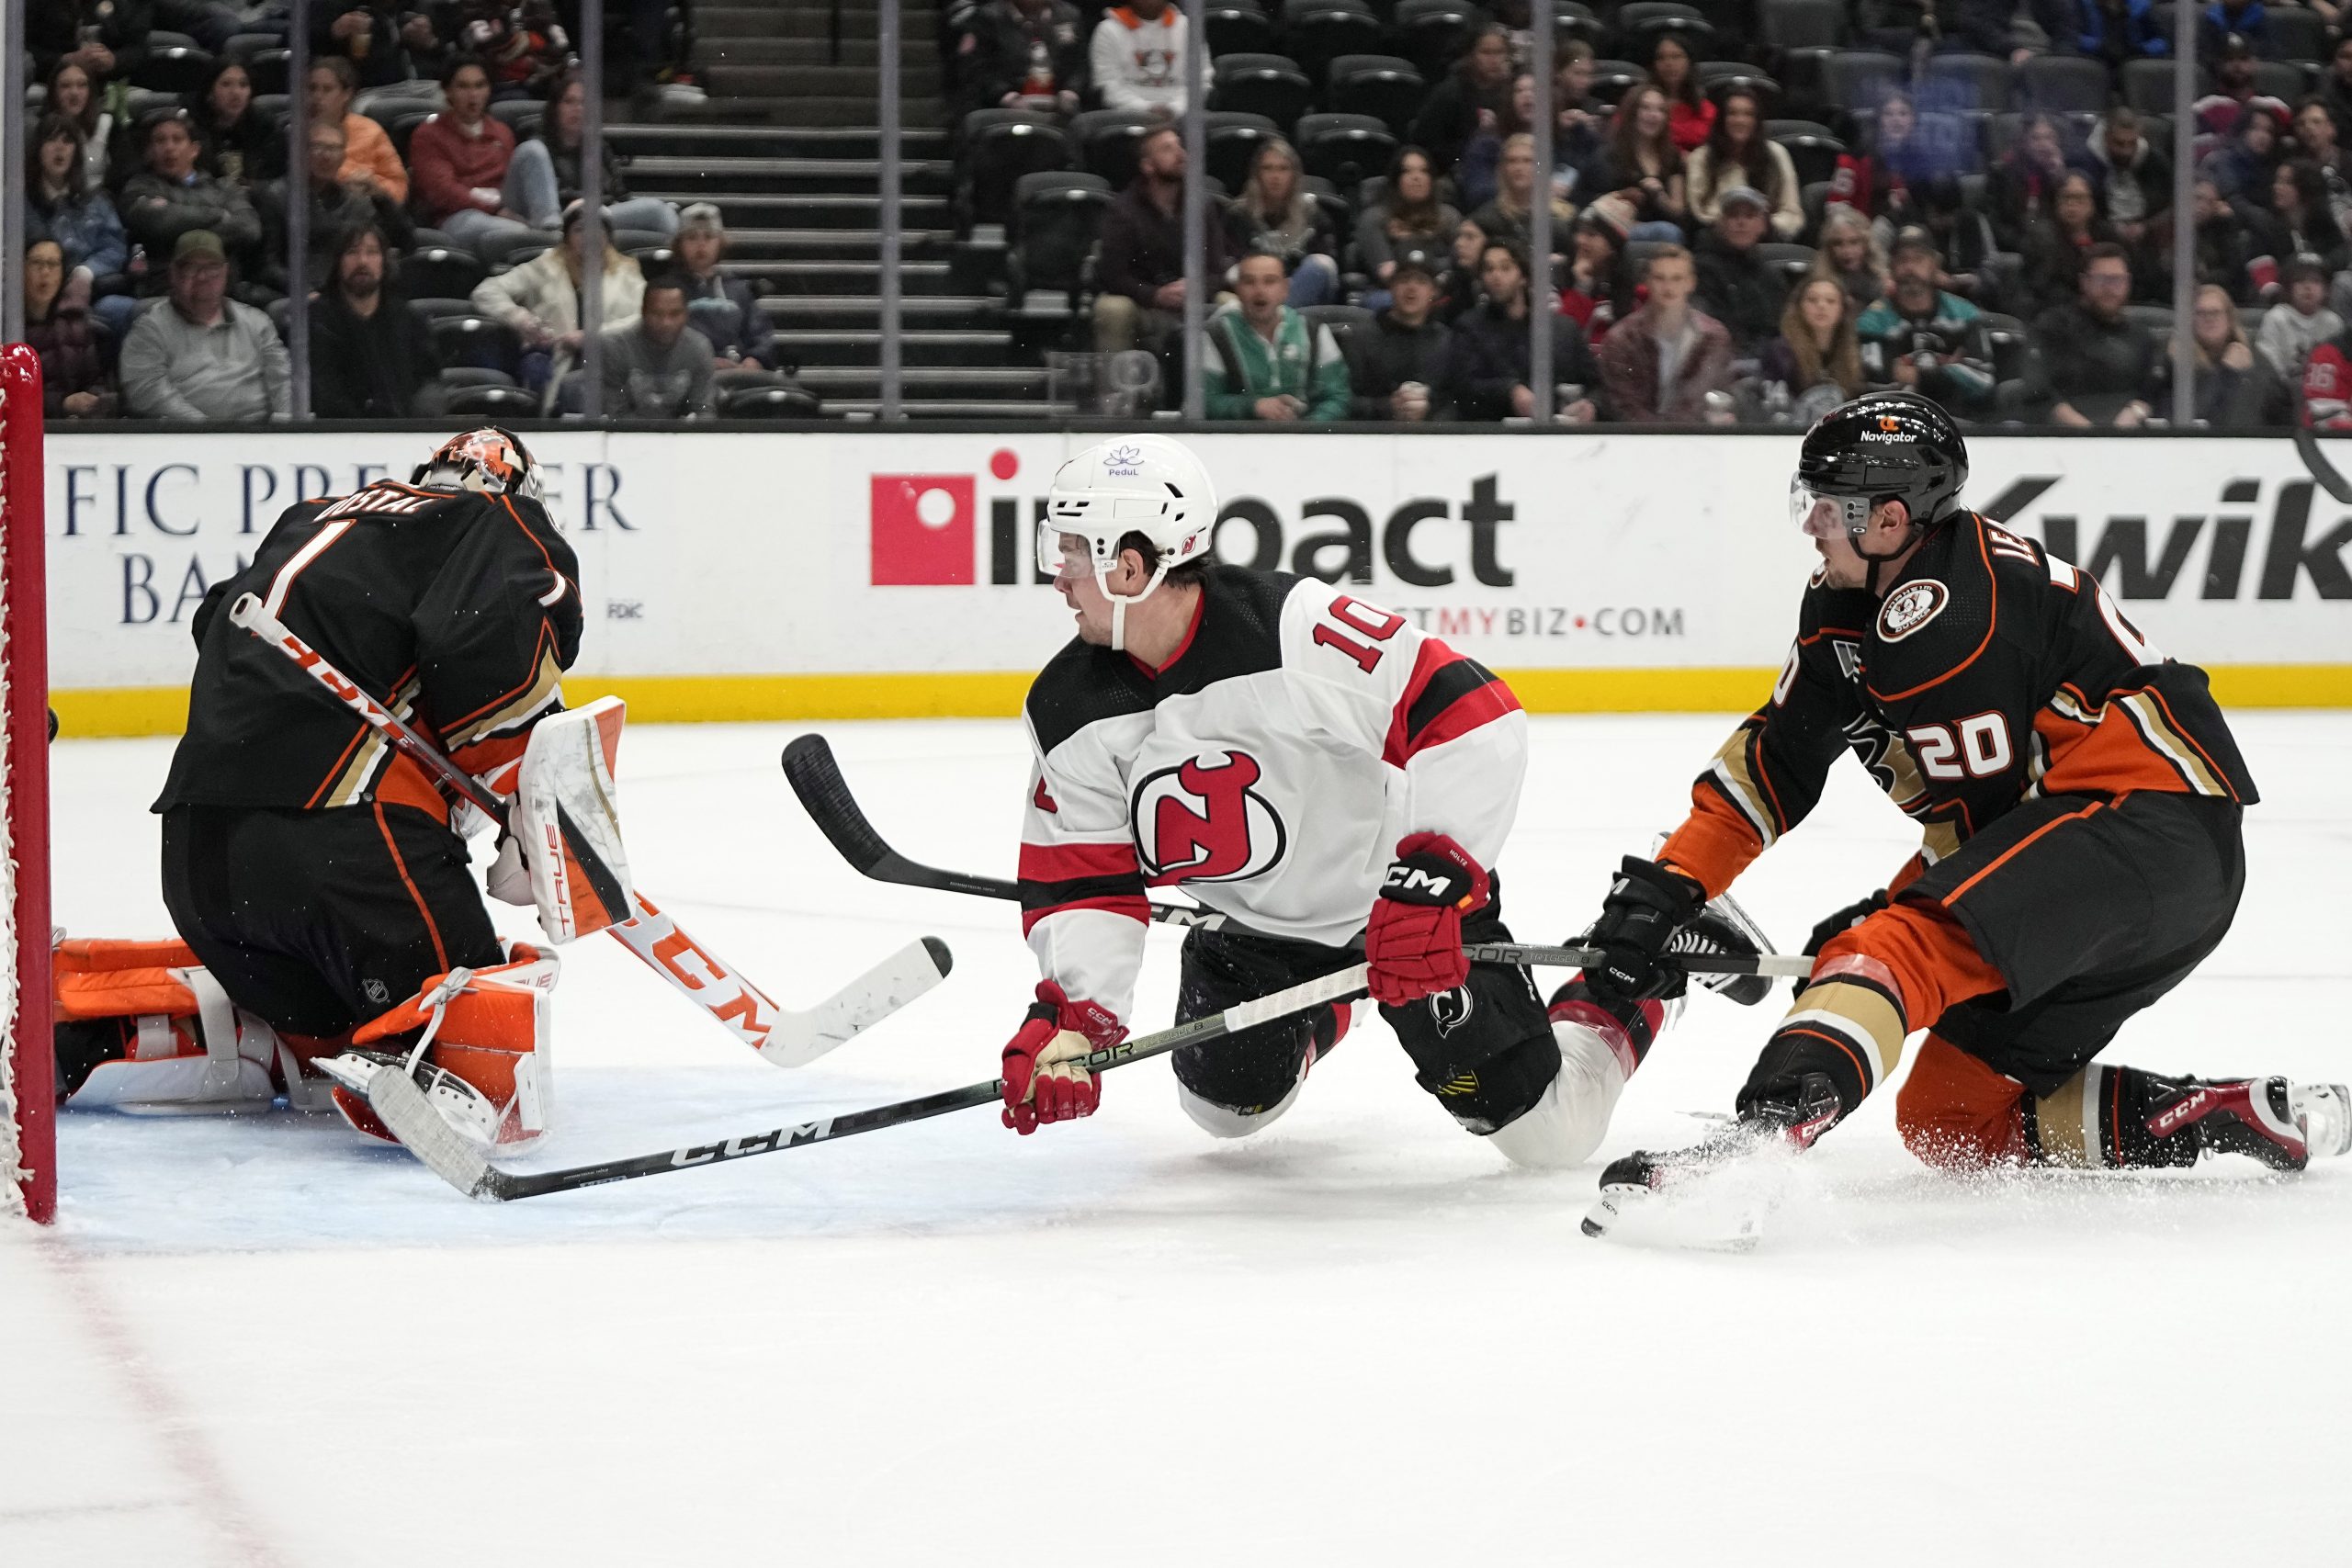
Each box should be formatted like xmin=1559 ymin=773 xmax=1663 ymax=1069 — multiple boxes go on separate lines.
xmin=40 ymin=428 xmax=2352 ymax=734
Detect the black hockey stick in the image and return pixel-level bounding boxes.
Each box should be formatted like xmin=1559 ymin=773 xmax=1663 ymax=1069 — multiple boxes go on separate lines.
xmin=359 ymin=963 xmax=1374 ymax=1201
xmin=779 ymin=734 xmax=1811 ymax=980
xmin=2294 ymin=426 xmax=2352 ymax=504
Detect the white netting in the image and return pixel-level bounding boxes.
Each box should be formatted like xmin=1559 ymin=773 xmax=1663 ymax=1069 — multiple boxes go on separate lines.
xmin=0 ymin=361 xmax=19 ymax=1216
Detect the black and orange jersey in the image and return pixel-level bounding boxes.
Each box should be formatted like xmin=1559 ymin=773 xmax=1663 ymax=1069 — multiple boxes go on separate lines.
xmin=1659 ymin=509 xmax=2257 ymax=898
xmin=153 ymin=480 xmax=582 ymax=819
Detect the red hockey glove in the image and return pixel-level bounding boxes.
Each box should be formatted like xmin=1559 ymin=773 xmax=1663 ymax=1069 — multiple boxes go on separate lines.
xmin=1001 ymin=980 xmax=1125 ymax=1135
xmin=1365 ymin=831 xmax=1492 ymax=1008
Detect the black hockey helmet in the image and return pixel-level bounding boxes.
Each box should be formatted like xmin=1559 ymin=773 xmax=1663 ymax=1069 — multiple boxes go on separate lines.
xmin=1788 ymin=390 xmax=1967 ymax=543
xmin=413 ymin=426 xmax=544 ymax=502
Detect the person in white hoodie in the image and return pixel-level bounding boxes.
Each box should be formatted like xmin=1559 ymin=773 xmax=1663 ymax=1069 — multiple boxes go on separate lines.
xmin=1089 ymin=0 xmax=1209 ymax=117
xmin=470 ymin=200 xmax=647 ymax=410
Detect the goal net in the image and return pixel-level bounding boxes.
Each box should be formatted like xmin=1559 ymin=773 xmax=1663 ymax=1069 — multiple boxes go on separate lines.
xmin=0 ymin=344 xmax=54 ymax=1224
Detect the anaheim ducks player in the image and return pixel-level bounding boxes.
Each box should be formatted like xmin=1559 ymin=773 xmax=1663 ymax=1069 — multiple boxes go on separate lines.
xmin=55 ymin=429 xmax=595 ymax=1154
xmin=997 ymin=434 xmax=1758 ymax=1165
xmin=1579 ymin=391 xmax=2348 ymax=1218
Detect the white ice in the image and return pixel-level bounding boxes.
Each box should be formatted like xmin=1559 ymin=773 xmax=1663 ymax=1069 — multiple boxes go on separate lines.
xmin=5 ymin=714 xmax=2347 ymax=1567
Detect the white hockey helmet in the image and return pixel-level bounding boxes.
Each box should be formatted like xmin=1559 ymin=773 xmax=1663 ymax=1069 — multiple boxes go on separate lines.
xmin=1041 ymin=435 xmax=1217 ymax=650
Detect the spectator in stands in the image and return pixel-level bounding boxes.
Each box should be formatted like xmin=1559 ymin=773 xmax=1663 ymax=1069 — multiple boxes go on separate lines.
xmin=120 ymin=109 xmax=268 ymax=299
xmin=2200 ymin=0 xmax=2269 ymax=58
xmin=1590 ymin=86 xmax=1688 ymax=241
xmin=1828 ymin=91 xmax=1934 ymax=239
xmin=1356 ymin=147 xmax=1462 ymax=298
xmin=1408 ymin=27 xmax=1511 ymax=178
xmin=1858 ymin=0 xmax=1934 ymax=54
xmin=1089 ymin=0 xmax=1205 ymax=118
xmin=119 ymin=231 xmax=290 ymax=421
xmin=1685 ymin=89 xmax=1804 ymax=240
xmin=1693 ymin=187 xmax=1789 ymax=356
xmin=2088 ymin=108 xmax=2172 ymax=257
xmin=1470 ymin=134 xmax=1571 ymax=279
xmin=1200 ymin=251 xmax=1348 ymax=423
xmin=2290 ymin=100 xmax=2352 ymax=231
xmin=1858 ymin=227 xmax=1997 ymax=417
xmin=314 ymin=0 xmax=441 ymax=90
xmin=28 ymin=0 xmax=152 ymax=85
xmin=458 ymin=0 xmax=571 ymax=101
xmin=2195 ymin=39 xmax=2291 ymax=147
xmin=1559 ymin=198 xmax=1637 ymax=333
xmin=190 ymin=58 xmax=271 ymax=190
xmin=2248 ymin=162 xmax=2347 ymax=285
xmin=1227 ymin=139 xmax=1340 ymax=310
xmin=1456 ymin=71 xmax=1532 ymax=213
xmin=674 ymin=204 xmax=781 ymax=372
xmin=1343 ymin=250 xmax=1451 ymax=422
xmin=2199 ymin=101 xmax=2288 ymax=209
xmin=1553 ymin=41 xmax=1607 ymax=184
xmin=1438 ymin=240 xmax=1602 ymax=422
xmin=1988 ymin=112 xmax=2083 ymax=250
xmin=2256 ymin=254 xmax=2342 ymax=376
xmin=2030 ymin=243 xmax=2165 ymax=425
xmin=967 ymin=0 xmax=1088 ymax=118
xmin=508 ymin=73 xmax=680 ymax=237
xmin=1434 ymin=218 xmax=1487 ymax=325
xmin=2324 ymin=37 xmax=2352 ymax=142
xmin=2021 ymin=171 xmax=2120 ymax=311
xmin=259 ymin=119 xmax=413 ymax=293
xmin=22 ymin=238 xmax=116 ymax=419
xmin=42 ymin=60 xmax=116 ymax=193
xmin=308 ymin=59 xmax=409 ymax=207
xmin=1914 ymin=175 xmax=2006 ymax=306
xmin=1598 ymin=245 xmax=1736 ymax=423
xmin=1093 ymin=124 xmax=1235 ymax=356
xmin=472 ymin=201 xmax=646 ymax=404
xmin=1758 ymin=275 xmax=1866 ymax=423
xmin=309 ymin=222 xmax=437 ymax=419
xmin=2302 ymin=313 xmax=2352 ymax=425
xmin=27 ymin=115 xmax=132 ymax=334
xmin=1647 ymin=35 xmax=1713 ymax=153
xmin=410 ymin=56 xmax=537 ymax=251
xmin=2062 ymin=0 xmax=2170 ymax=68
xmin=603 ymin=276 xmax=718 ymax=419
xmin=2188 ymin=283 xmax=2286 ymax=426
xmin=2165 ymin=176 xmax=2257 ymax=302
xmin=1817 ymin=208 xmax=1890 ymax=310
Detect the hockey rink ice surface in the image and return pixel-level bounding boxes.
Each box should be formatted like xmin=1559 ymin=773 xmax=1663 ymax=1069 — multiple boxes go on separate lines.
xmin=5 ymin=713 xmax=2347 ymax=1567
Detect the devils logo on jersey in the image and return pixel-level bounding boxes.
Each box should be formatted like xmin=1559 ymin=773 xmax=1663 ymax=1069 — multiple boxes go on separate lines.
xmin=1428 ymin=986 xmax=1475 ymax=1037
xmin=1131 ymin=750 xmax=1288 ymax=885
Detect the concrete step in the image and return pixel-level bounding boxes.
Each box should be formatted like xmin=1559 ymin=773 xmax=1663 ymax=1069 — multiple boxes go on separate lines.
xmin=797 ymin=365 xmax=1051 ymax=397
xmin=701 ymin=62 xmax=944 ymax=97
xmin=831 ymin=400 xmax=1061 ymax=419
xmin=635 ymin=191 xmax=952 ymax=228
xmin=680 ymin=93 xmax=948 ymax=127
xmin=720 ymin=227 xmax=955 ymax=259
xmin=731 ymin=258 xmax=958 ymax=293
xmin=624 ymin=153 xmax=954 ymax=194
xmin=609 ymin=122 xmax=949 ymax=158
xmin=703 ymin=3 xmax=943 ymax=34
xmin=695 ymin=36 xmax=939 ymax=65
xmin=781 ymin=329 xmax=1014 ymax=366
xmin=760 ymin=293 xmax=999 ymax=326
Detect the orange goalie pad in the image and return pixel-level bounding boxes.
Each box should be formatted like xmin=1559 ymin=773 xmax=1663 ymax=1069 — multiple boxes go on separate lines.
xmin=52 ymin=937 xmax=205 ymax=1021
xmin=352 ymin=944 xmax=553 ymax=1051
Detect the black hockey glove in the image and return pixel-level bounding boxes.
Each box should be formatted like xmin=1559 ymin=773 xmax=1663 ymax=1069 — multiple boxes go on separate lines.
xmin=1582 ymin=856 xmax=1704 ymax=1004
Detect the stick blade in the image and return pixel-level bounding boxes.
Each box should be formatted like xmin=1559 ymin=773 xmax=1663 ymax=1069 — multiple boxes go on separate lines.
xmin=366 ymin=1067 xmax=505 ymax=1201
xmin=756 ymin=936 xmax=956 ymax=1069
xmin=781 ymin=734 xmax=894 ymax=876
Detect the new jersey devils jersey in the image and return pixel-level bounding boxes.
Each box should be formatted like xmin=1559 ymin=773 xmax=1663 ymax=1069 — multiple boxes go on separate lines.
xmin=155 ymin=480 xmax=582 ymax=819
xmin=1661 ymin=510 xmax=2257 ymax=898
xmin=1019 ymin=566 xmax=1527 ymax=1024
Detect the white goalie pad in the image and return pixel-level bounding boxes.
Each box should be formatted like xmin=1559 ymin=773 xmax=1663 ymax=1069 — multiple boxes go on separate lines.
xmin=509 ymin=696 xmax=635 ymax=943
xmin=69 ymin=969 xmax=282 ymax=1114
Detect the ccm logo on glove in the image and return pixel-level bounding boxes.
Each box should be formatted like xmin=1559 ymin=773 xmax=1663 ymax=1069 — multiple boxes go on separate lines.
xmin=1365 ymin=832 xmax=1492 ymax=1008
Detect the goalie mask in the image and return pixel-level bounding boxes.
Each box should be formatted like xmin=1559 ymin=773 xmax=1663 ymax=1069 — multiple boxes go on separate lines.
xmin=1042 ymin=435 xmax=1217 ymax=652
xmin=413 ymin=426 xmax=545 ymax=503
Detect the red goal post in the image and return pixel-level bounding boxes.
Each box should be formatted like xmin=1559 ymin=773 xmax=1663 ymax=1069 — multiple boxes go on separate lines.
xmin=0 ymin=344 xmax=54 ymax=1224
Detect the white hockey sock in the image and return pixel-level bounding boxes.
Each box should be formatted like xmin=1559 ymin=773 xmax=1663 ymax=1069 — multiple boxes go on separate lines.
xmin=1484 ymin=1019 xmax=1636 ymax=1170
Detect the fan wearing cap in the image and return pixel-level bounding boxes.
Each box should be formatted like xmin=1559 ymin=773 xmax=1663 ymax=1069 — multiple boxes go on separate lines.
xmin=674 ymin=203 xmax=781 ymax=372
xmin=1001 ymin=435 xmax=1732 ymax=1170
xmin=1340 ymin=248 xmax=1451 ymax=421
xmin=1853 ymin=226 xmax=1996 ymax=419
xmin=119 ymin=230 xmax=291 ymax=421
xmin=1690 ymin=186 xmax=1790 ymax=356
xmin=1577 ymin=392 xmax=2348 ymax=1204
xmin=2255 ymin=253 xmax=2344 ymax=378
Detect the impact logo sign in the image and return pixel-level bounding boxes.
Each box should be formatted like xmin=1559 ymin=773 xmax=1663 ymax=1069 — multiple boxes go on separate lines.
xmin=1132 ymin=751 xmax=1287 ymax=885
xmin=869 ymin=474 xmax=976 ymax=584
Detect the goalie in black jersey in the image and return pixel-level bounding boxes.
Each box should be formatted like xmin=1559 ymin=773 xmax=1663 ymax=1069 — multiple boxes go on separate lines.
xmin=54 ymin=430 xmax=598 ymax=1155
xmin=1577 ymin=392 xmax=2348 ymax=1225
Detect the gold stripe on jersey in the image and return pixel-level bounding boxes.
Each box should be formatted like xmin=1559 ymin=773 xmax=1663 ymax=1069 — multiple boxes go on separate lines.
xmin=318 ymin=677 xmax=421 ymax=807
xmin=1706 ymin=728 xmax=1779 ymax=845
xmin=2117 ymin=691 xmax=2230 ymax=797
xmin=2029 ymin=1066 xmax=2109 ymax=1168
xmin=444 ymin=645 xmax=565 ymax=754
xmin=1777 ymin=976 xmax=1907 ymax=1090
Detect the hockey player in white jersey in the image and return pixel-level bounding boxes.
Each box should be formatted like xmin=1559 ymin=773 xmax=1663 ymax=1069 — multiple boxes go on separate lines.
xmin=1000 ymin=434 xmax=1679 ymax=1165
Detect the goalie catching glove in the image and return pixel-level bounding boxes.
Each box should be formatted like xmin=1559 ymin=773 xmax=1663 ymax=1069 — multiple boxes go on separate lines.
xmin=1000 ymin=980 xmax=1123 ymax=1134
xmin=482 ymin=696 xmax=635 ymax=944
xmin=1364 ymin=831 xmax=1490 ymax=1007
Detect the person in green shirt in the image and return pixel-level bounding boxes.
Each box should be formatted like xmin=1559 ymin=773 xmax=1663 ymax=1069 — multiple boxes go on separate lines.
xmin=1199 ymin=250 xmax=1351 ymax=422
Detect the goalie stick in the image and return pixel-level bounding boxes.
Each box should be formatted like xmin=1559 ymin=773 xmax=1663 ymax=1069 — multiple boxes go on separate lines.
xmin=359 ymin=962 xmax=1374 ymax=1201
xmin=227 ymin=594 xmax=950 ymax=1067
xmin=779 ymin=734 xmax=1812 ymax=982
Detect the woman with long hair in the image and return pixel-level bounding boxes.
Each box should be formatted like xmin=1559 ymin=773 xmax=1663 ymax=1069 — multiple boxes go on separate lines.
xmin=1595 ymin=85 xmax=1688 ymax=239
xmin=1816 ymin=207 xmax=1889 ymax=310
xmin=1455 ymin=70 xmax=1535 ymax=211
xmin=1758 ymin=274 xmax=1865 ymax=419
xmin=25 ymin=113 xmax=134 ymax=335
xmin=1406 ymin=25 xmax=1513 ymax=176
xmin=41 ymin=59 xmax=115 ymax=192
xmin=1356 ymin=145 xmax=1462 ymax=290
xmin=2188 ymin=282 xmax=2284 ymax=427
xmin=1988 ymin=111 xmax=2081 ymax=248
xmin=1468 ymin=131 xmax=1573 ymax=275
xmin=2249 ymin=157 xmax=2347 ymax=276
xmin=504 ymin=71 xmax=680 ymax=235
xmin=189 ymin=57 xmax=272 ymax=188
xmin=2021 ymin=168 xmax=2120 ymax=307
xmin=1230 ymin=136 xmax=1342 ymax=308
xmin=22 ymin=238 xmax=115 ymax=419
xmin=1647 ymin=33 xmax=1713 ymax=152
xmin=1434 ymin=216 xmax=1487 ymax=324
xmin=1558 ymin=199 xmax=1637 ymax=333
xmin=1685 ymin=87 xmax=1804 ymax=237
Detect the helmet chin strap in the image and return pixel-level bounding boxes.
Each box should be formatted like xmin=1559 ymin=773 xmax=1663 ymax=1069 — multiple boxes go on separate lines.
xmin=1101 ymin=559 xmax=1175 ymax=655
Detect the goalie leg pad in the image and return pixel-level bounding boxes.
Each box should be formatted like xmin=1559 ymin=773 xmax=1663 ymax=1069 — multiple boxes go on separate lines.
xmin=52 ymin=938 xmax=285 ymax=1111
xmin=336 ymin=944 xmax=560 ymax=1152
xmin=509 ymin=696 xmax=634 ymax=943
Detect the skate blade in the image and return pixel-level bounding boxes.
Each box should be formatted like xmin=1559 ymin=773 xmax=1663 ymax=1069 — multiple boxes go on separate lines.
xmin=1581 ymin=1155 xmax=1792 ymax=1253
